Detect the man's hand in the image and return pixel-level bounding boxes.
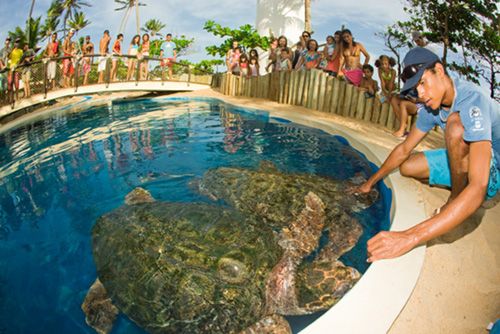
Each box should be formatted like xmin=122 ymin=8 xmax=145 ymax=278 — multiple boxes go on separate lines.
xmin=347 ymin=181 xmax=372 ymax=195
xmin=367 ymin=230 xmax=419 ymax=262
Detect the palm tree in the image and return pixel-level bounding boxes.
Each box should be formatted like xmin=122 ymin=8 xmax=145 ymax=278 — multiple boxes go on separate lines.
xmin=40 ymin=0 xmax=64 ymax=40
xmin=9 ymin=17 xmax=42 ymax=49
xmin=27 ymin=0 xmax=36 ymax=44
xmin=61 ymin=0 xmax=91 ymax=33
xmin=68 ymin=11 xmax=90 ymax=34
xmin=141 ymin=18 xmax=166 ymax=37
xmin=115 ymin=0 xmax=146 ymax=34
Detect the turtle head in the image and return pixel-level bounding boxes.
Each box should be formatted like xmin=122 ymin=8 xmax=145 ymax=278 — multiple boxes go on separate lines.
xmin=124 ymin=187 xmax=155 ymax=205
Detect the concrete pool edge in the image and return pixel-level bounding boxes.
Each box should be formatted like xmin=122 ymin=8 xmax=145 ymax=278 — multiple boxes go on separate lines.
xmin=192 ymin=96 xmax=427 ymax=334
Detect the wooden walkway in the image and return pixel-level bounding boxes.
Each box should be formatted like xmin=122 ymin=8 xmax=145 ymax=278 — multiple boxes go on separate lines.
xmin=0 ymin=79 xmax=212 ymax=120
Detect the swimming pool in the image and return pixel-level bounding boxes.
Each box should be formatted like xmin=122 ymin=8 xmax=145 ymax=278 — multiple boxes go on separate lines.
xmin=0 ymin=97 xmax=391 ymax=333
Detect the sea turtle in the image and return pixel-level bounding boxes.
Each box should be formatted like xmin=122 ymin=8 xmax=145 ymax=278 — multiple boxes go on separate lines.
xmin=82 ymin=187 xmax=361 ymax=334
xmin=196 ymin=161 xmax=378 ymax=261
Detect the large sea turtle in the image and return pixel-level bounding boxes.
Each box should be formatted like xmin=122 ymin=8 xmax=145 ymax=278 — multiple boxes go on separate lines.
xmin=82 ymin=187 xmax=361 ymax=334
xmin=195 ymin=162 xmax=378 ymax=261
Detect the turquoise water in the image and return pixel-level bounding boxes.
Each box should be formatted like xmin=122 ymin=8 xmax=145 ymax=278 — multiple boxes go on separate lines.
xmin=0 ymin=97 xmax=391 ymax=333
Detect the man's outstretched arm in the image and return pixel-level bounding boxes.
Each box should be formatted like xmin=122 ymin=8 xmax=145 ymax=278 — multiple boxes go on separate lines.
xmin=355 ymin=127 xmax=427 ymax=193
xmin=367 ymin=141 xmax=492 ymax=262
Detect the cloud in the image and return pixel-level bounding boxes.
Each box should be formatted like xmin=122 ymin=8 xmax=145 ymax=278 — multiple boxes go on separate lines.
xmin=312 ymin=0 xmax=409 ymax=31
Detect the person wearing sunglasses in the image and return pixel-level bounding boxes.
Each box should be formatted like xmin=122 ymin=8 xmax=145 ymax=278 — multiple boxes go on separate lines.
xmin=351 ymin=47 xmax=499 ymax=262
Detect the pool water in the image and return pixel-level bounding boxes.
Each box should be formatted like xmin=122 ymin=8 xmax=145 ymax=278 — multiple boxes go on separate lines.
xmin=0 ymin=97 xmax=391 ymax=334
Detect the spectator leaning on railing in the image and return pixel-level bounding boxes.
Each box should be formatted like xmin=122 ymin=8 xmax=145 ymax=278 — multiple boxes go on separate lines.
xmin=162 ymin=33 xmax=177 ymax=80
xmin=45 ymin=33 xmax=59 ymax=89
xmin=98 ymin=30 xmax=111 ymax=84
xmin=7 ymin=39 xmax=23 ymax=103
xmin=20 ymin=44 xmax=36 ymax=98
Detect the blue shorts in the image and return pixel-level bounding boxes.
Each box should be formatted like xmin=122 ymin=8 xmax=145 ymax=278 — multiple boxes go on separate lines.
xmin=424 ymin=148 xmax=500 ymax=200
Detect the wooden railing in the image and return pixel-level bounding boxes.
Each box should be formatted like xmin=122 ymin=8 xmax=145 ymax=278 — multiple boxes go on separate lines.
xmin=211 ymin=70 xmax=414 ymax=132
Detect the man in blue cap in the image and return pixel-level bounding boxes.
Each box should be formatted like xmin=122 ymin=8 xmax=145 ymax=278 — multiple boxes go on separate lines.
xmin=353 ymin=47 xmax=499 ymax=262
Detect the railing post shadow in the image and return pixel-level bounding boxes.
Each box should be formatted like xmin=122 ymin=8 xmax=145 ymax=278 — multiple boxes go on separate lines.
xmin=43 ymin=59 xmax=48 ymax=99
xmin=105 ymin=56 xmax=111 ymax=88
xmin=74 ymin=57 xmax=79 ymax=93
xmin=161 ymin=62 xmax=165 ymax=86
xmin=135 ymin=57 xmax=141 ymax=86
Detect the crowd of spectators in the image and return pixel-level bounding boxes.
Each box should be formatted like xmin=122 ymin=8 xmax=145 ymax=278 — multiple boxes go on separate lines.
xmin=0 ymin=29 xmax=179 ymax=104
xmin=226 ymin=29 xmax=438 ymax=138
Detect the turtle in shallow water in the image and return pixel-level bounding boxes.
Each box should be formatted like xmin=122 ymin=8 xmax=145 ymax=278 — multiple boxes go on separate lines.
xmin=196 ymin=161 xmax=378 ymax=261
xmin=83 ymin=187 xmax=361 ymax=334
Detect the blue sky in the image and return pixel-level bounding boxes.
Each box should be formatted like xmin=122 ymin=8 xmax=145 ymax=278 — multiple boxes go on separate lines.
xmin=0 ymin=0 xmax=410 ymax=65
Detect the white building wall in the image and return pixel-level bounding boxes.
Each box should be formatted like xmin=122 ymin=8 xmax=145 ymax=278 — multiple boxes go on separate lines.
xmin=255 ymin=0 xmax=305 ymax=74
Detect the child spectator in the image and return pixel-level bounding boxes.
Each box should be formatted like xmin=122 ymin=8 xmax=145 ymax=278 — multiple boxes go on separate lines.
xmin=266 ymin=37 xmax=278 ymax=73
xmin=295 ymin=39 xmax=320 ymax=70
xmin=277 ymin=47 xmax=292 ymax=71
xmin=360 ymin=64 xmax=378 ymax=98
xmin=375 ymin=54 xmax=397 ymax=103
xmin=239 ymin=53 xmax=249 ymax=77
xmin=273 ymin=35 xmax=288 ymax=72
xmin=126 ymin=34 xmax=140 ymax=81
xmin=226 ymin=40 xmax=240 ymax=74
xmin=390 ymin=92 xmax=419 ymax=138
xmin=323 ymin=31 xmax=342 ymax=76
xmin=320 ymin=35 xmax=334 ymax=71
xmin=249 ymin=56 xmax=259 ymax=77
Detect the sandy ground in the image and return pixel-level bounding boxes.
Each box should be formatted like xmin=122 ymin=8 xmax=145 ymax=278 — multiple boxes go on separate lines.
xmin=179 ymin=89 xmax=500 ymax=334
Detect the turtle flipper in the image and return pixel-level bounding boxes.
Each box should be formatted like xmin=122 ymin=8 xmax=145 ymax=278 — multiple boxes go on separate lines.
xmin=266 ymin=192 xmax=326 ymax=315
xmin=241 ymin=314 xmax=292 ymax=334
xmin=295 ymin=259 xmax=361 ymax=313
xmin=81 ymin=278 xmax=119 ymax=334
xmin=318 ymin=212 xmax=363 ymax=262
xmin=342 ymin=176 xmax=379 ymax=212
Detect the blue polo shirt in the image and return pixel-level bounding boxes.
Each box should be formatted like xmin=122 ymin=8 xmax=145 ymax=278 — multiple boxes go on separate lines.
xmin=416 ymin=76 xmax=500 ymax=166
xmin=161 ymin=41 xmax=176 ymax=59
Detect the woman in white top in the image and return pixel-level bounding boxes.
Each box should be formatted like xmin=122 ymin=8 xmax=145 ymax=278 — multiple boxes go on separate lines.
xmin=127 ymin=35 xmax=140 ymax=81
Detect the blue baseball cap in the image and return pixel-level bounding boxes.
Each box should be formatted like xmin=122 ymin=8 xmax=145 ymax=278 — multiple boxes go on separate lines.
xmin=401 ymin=47 xmax=440 ymax=94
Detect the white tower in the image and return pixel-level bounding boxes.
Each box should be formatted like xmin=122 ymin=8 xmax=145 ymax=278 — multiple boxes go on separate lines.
xmin=256 ymin=0 xmax=305 ymax=43
xmin=255 ymin=0 xmax=305 ymax=74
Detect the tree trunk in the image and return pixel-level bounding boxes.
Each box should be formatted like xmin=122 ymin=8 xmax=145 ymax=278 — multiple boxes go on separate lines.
xmin=27 ymin=0 xmax=35 ymax=47
xmin=135 ymin=0 xmax=140 ymax=35
xmin=304 ymin=0 xmax=311 ymax=32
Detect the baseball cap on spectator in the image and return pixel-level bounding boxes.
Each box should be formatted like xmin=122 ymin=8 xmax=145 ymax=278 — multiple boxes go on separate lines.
xmin=400 ymin=47 xmax=440 ymax=94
